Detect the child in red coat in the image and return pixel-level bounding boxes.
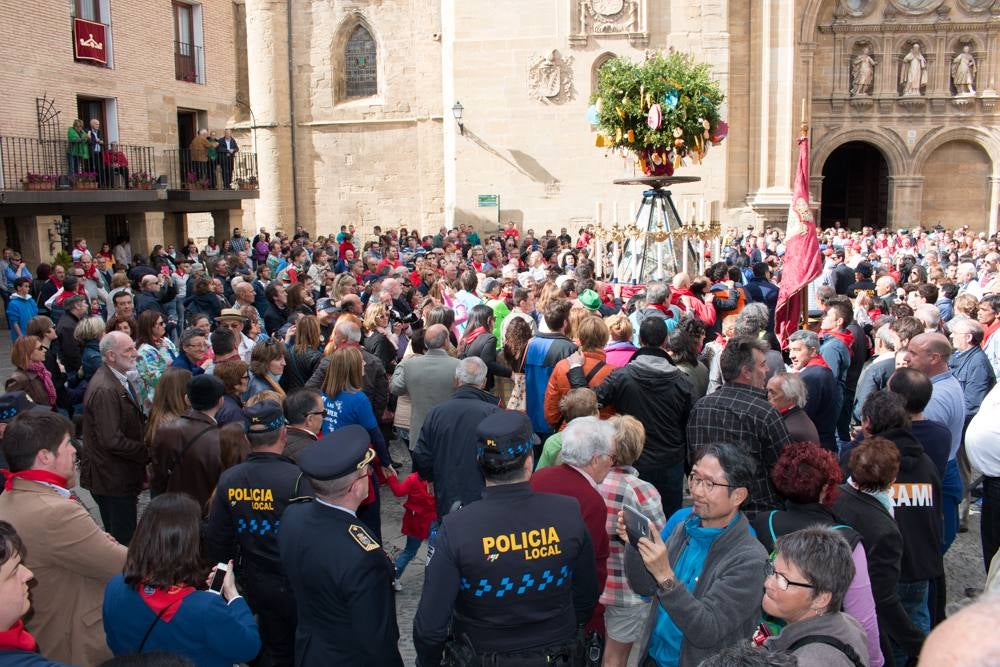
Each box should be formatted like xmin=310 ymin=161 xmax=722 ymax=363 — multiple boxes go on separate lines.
xmin=385 ymin=471 xmax=437 ymax=590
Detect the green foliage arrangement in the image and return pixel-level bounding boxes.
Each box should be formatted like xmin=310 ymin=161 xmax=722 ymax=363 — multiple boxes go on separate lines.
xmin=589 ymin=52 xmax=728 ymax=176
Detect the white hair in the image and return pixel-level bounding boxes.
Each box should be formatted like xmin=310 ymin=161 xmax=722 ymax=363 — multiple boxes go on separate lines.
xmin=915 ymin=304 xmax=941 ymax=331
xmin=560 ymin=416 xmax=614 ymax=467
xmin=455 ymin=357 xmax=488 ymax=387
xmin=334 ymin=320 xmax=362 ymax=343
xmin=774 ymin=372 xmax=808 ymax=409
xmin=99 ymin=330 xmax=129 ymax=358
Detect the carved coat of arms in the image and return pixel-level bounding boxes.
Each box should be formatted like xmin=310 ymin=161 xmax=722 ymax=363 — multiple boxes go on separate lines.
xmin=527 ymin=50 xmax=575 ymax=104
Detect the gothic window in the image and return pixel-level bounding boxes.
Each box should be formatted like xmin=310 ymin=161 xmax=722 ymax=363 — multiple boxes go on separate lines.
xmin=345 ymin=26 xmax=377 ymax=98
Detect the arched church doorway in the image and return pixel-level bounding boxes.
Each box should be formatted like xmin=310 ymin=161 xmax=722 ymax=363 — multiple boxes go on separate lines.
xmin=820 ymin=141 xmax=889 ymax=230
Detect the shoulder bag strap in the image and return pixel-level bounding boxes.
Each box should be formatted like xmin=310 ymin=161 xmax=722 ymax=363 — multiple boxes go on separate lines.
xmin=785 ymin=635 xmax=865 ymax=667
xmin=584 ymin=360 xmax=607 ymax=385
xmin=165 ymin=422 xmax=216 ymax=485
xmin=137 ymin=599 xmax=179 ymax=652
xmin=767 ymin=510 xmax=778 ymax=546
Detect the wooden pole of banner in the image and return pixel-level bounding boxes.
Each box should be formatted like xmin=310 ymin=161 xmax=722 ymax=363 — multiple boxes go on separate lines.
xmin=799 ymin=100 xmax=810 ymax=331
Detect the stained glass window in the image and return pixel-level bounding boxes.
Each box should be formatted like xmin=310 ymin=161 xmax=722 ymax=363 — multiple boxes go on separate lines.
xmin=346 ymin=26 xmax=377 ymax=98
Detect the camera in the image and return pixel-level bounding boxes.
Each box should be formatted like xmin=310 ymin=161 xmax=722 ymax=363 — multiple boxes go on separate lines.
xmin=389 ymin=308 xmax=420 ymax=327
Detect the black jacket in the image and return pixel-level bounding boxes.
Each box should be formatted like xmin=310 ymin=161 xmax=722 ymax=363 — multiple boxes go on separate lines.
xmin=750 ymin=501 xmax=860 ymax=554
xmin=800 ymin=364 xmax=840 ymax=451
xmin=183 ymin=291 xmax=223 ymax=323
xmin=206 ymin=451 xmax=310 ymax=577
xmin=263 ymin=303 xmax=289 ymax=336
xmin=413 ymin=482 xmax=597 ymax=665
xmin=571 ymin=348 xmax=692 ymax=470
xmin=363 ymin=331 xmax=397 ymax=375
xmin=833 ymin=484 xmax=925 ymax=664
xmin=55 ymin=312 xmax=82 ymax=376
xmin=459 ymin=332 xmax=511 ymax=391
xmin=279 ymin=500 xmax=403 ymax=667
xmin=868 ymin=427 xmax=944 ymax=583
xmin=135 ymin=284 xmax=177 ymax=318
xmin=281 ymin=347 xmax=322 ymax=393
xmin=412 ymin=385 xmax=500 ymax=519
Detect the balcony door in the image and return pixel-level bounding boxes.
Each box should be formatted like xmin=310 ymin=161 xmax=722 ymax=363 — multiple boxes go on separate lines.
xmin=174 ymin=2 xmax=196 ymax=81
xmin=77 ymin=98 xmax=107 ymax=139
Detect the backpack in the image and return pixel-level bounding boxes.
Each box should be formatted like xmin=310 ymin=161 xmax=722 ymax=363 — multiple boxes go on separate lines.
xmin=785 ymin=634 xmax=866 ymax=667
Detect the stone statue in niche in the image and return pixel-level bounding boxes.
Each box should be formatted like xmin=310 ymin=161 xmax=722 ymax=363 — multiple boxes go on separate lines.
xmin=952 ymin=45 xmax=977 ymax=96
xmin=899 ymin=43 xmax=927 ymax=96
xmin=851 ymin=46 xmax=877 ymax=96
xmin=527 ymin=50 xmax=575 ymax=104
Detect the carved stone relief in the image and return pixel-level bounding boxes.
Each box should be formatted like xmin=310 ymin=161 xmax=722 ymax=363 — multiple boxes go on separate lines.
xmin=839 ymin=0 xmax=876 ymax=18
xmin=888 ymin=0 xmax=945 ymax=14
xmin=957 ymin=0 xmax=995 ymax=13
xmin=527 ymin=50 xmax=575 ymax=104
xmin=570 ymin=0 xmax=648 ymax=44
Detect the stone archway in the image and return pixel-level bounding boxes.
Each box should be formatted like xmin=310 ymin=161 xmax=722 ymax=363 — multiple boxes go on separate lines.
xmin=821 ymin=141 xmax=889 ymax=229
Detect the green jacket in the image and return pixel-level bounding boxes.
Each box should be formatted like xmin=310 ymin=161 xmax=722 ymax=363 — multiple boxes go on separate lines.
xmin=67 ymin=127 xmax=89 ymax=158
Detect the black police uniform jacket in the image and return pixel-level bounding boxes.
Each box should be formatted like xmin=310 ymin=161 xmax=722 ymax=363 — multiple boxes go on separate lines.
xmin=413 ymin=481 xmax=599 ymax=666
xmin=279 ymin=499 xmax=404 ymax=667
xmin=205 ymin=451 xmax=308 ymax=577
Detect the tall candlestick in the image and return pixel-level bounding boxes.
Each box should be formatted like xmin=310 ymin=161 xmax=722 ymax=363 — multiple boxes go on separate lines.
xmin=595 ymin=202 xmax=603 ymax=226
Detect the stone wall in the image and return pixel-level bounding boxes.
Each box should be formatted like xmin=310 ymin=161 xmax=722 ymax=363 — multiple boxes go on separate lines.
xmin=921 ymin=139 xmax=991 ymax=229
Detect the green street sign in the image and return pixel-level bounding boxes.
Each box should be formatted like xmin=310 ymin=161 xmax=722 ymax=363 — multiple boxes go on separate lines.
xmin=478 ymin=194 xmax=498 ymax=207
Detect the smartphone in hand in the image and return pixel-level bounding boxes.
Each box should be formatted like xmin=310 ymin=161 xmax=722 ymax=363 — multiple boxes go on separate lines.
xmin=623 ymin=504 xmax=652 ymax=548
xmin=208 ymin=562 xmax=228 ymax=594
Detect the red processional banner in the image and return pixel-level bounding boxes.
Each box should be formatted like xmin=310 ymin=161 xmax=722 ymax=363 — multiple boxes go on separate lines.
xmin=73 ymin=18 xmax=107 ymax=65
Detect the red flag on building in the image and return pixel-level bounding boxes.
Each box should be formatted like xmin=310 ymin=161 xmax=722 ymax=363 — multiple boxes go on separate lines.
xmin=774 ymin=133 xmax=823 ymax=347
xmin=74 ymin=18 xmax=108 ymax=65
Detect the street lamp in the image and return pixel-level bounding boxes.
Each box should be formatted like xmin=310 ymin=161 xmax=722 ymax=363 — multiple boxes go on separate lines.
xmin=452 ymin=101 xmax=464 ymax=135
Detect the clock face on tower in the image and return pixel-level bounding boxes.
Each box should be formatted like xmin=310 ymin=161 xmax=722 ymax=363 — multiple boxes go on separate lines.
xmin=592 ymin=0 xmax=625 ymax=15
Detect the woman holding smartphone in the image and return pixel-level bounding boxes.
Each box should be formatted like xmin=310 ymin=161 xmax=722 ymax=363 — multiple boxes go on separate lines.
xmin=102 ymin=494 xmax=260 ymax=667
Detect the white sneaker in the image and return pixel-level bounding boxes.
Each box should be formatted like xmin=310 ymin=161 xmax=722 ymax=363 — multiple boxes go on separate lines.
xmin=392 ymin=578 xmax=402 ymax=592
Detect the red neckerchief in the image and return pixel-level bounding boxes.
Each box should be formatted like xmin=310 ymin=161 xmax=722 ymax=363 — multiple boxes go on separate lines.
xmin=647 ymin=303 xmax=673 ymax=318
xmin=714 ymin=333 xmax=728 ymax=348
xmin=670 ymin=288 xmax=697 ymax=310
xmin=778 ymin=405 xmax=796 ymax=416
xmin=0 ymin=621 xmax=37 ymax=652
xmin=48 ymin=277 xmax=62 ymax=290
xmin=81 ymin=264 xmax=98 ymax=281
xmin=459 ymin=326 xmax=488 ymax=352
xmin=805 ymin=355 xmax=831 ymax=371
xmin=471 ymin=261 xmax=484 ymax=273
xmin=825 ymin=329 xmax=855 ymax=357
xmin=3 ymin=469 xmax=69 ymax=492
xmin=137 ymin=583 xmax=196 ymax=622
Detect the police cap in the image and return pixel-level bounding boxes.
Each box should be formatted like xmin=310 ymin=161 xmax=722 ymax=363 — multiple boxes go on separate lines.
xmin=298 ymin=424 xmax=375 ymax=481
xmin=243 ymin=400 xmax=286 ymax=434
xmin=476 ymin=410 xmax=538 ymax=465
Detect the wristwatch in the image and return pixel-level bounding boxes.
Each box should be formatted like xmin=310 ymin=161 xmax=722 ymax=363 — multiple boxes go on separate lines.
xmin=657 ymin=575 xmax=680 ymax=593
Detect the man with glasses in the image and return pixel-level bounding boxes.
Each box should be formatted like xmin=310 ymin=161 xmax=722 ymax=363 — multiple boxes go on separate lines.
xmin=617 ymin=441 xmax=768 ymax=667
xmin=135 ymin=274 xmax=176 ymax=320
xmin=171 ymin=326 xmax=209 ymax=376
xmin=281 ymin=389 xmax=325 ymax=462
xmin=280 ymin=425 xmax=404 ymax=666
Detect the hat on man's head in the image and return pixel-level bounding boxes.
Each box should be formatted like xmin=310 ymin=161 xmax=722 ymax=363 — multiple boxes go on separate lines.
xmin=244 ymin=400 xmax=286 ymax=434
xmin=0 ymin=391 xmax=49 ymax=423
xmin=214 ymin=307 xmax=247 ymax=322
xmin=315 ymin=297 xmax=341 ymax=314
xmin=187 ymin=374 xmax=225 ymax=412
xmin=579 ymin=289 xmax=601 ymax=311
xmin=299 ymin=425 xmax=375 ymax=481
xmin=476 ymin=410 xmax=538 ymax=467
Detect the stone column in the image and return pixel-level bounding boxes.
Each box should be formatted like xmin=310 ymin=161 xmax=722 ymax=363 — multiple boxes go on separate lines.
xmin=887 ymin=176 xmax=924 ymax=230
xmin=131 ymin=212 xmax=165 ymax=258
xmin=988 ymin=176 xmax=1000 ymax=236
xmin=17 ymin=216 xmax=57 ymax=269
xmin=211 ymin=209 xmax=245 ymax=245
xmin=747 ymin=0 xmax=798 ymax=224
xmin=244 ymin=0 xmax=295 ymax=235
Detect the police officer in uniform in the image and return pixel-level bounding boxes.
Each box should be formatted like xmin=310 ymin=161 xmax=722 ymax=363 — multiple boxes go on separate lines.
xmin=413 ymin=410 xmax=599 ymax=666
xmin=278 ymin=424 xmax=404 ymax=667
xmin=205 ymin=400 xmax=307 ymax=667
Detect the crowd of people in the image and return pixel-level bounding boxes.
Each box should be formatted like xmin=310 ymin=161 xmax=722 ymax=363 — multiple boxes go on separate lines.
xmin=0 ymin=219 xmax=998 ymax=667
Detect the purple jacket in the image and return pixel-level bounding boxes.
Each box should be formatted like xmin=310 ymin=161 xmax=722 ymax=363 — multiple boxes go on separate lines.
xmin=604 ymin=340 xmax=638 ymax=368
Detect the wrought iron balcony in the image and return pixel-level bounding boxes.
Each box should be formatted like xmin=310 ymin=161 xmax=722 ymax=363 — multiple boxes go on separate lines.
xmin=0 ymin=136 xmax=155 ymax=191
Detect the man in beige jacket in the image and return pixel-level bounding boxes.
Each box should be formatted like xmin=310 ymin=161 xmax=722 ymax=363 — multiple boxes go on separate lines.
xmin=0 ymin=410 xmax=126 ymax=665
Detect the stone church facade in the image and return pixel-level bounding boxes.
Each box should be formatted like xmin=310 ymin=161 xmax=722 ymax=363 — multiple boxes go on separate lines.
xmin=239 ymin=0 xmax=1000 ymax=238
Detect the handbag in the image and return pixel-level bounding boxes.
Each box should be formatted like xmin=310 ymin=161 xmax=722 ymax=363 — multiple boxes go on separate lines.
xmin=506 ymin=354 xmax=527 ymax=412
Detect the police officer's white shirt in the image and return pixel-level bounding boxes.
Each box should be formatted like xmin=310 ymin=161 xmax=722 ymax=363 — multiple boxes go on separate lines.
xmin=315 ymin=496 xmax=357 ymax=517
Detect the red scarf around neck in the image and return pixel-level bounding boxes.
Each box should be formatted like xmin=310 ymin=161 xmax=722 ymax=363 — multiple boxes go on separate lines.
xmin=805 ymin=355 xmax=831 ymax=371
xmin=137 ymin=584 xmax=196 ymax=622
xmin=3 ymin=469 xmax=69 ymax=492
xmin=0 ymin=621 xmax=37 ymax=652
xmin=460 ymin=326 xmax=488 ymax=352
xmin=824 ymin=329 xmax=855 ymax=357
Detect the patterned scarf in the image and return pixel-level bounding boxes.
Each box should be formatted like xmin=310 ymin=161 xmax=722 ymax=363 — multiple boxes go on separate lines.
xmin=27 ymin=361 xmax=56 ymax=407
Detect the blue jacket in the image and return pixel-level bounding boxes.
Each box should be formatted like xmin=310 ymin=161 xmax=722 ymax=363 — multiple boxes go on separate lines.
xmin=0 ymin=652 xmax=66 ymax=667
xmin=103 ymin=575 xmax=260 ymax=667
xmin=6 ymin=295 xmax=37 ymax=341
xmin=524 ymin=333 xmax=577 ymax=434
xmin=744 ymin=277 xmax=778 ymax=328
xmin=81 ymin=339 xmax=102 ymax=382
xmin=819 ymin=333 xmax=851 ymax=391
xmin=171 ymin=352 xmax=206 ymax=376
xmin=949 ymin=346 xmax=996 ymax=421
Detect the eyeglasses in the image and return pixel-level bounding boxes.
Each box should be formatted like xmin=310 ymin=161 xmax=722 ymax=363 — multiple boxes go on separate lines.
xmin=687 ymin=473 xmax=733 ymax=493
xmin=306 ymin=410 xmax=325 ymax=418
xmin=155 ymin=321 xmax=165 ymax=327
xmin=764 ymin=561 xmax=815 ymax=591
